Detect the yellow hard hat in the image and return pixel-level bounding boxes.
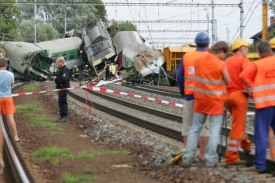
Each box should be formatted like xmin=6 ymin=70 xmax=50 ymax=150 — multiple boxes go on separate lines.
xmin=270 ymin=38 xmax=275 ymax=49
xmin=231 ymin=39 xmax=250 ymax=51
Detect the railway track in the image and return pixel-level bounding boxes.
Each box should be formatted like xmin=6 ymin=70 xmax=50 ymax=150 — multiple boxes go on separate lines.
xmin=1 ymin=83 xmax=33 ymax=183
xmin=123 ymin=84 xmax=256 ymax=111
xmin=67 ymin=84 xmax=275 ymax=180
xmin=85 ymin=88 xmax=255 ymax=142
xmin=123 ymin=84 xmax=182 ymax=99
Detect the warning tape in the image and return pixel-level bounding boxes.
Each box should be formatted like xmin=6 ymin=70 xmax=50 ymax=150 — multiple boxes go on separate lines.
xmin=11 ymin=86 xmax=87 ymax=97
xmin=12 ymin=85 xmax=255 ymax=115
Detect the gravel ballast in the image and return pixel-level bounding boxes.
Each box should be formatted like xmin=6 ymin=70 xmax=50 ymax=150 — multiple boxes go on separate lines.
xmin=39 ymin=81 xmax=263 ymax=183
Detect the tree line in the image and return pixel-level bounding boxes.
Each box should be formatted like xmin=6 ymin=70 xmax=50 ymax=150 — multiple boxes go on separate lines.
xmin=0 ymin=0 xmax=136 ymax=43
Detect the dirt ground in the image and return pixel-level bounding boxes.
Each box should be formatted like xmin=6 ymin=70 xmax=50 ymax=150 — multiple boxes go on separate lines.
xmin=11 ymin=84 xmax=160 ymax=183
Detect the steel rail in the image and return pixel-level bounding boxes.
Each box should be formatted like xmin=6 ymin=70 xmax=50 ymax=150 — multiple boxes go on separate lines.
xmin=122 ymin=84 xmax=182 ymax=99
xmin=68 ymin=89 xmax=275 ymax=174
xmin=1 ymin=83 xmax=33 ymax=183
xmin=1 ymin=116 xmax=30 ymax=183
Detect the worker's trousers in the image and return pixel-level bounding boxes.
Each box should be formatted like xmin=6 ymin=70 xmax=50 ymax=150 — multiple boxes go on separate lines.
xmin=224 ymin=91 xmax=251 ymax=164
xmin=105 ymin=71 xmax=109 ymax=81
xmin=58 ymin=90 xmax=68 ymax=118
xmin=268 ymin=128 xmax=275 ymax=159
xmin=254 ymin=106 xmax=275 ymax=171
xmin=183 ymin=113 xmax=222 ymax=167
xmin=153 ymin=73 xmax=159 ymax=86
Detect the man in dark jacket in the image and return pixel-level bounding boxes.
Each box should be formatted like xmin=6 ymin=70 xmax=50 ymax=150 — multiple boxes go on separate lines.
xmin=104 ymin=60 xmax=110 ymax=81
xmin=53 ymin=57 xmax=70 ymax=122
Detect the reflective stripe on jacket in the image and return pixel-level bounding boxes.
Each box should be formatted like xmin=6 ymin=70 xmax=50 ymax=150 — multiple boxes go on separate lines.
xmin=183 ymin=51 xmax=207 ymax=95
xmin=251 ymin=56 xmax=275 ymax=109
xmin=193 ymin=53 xmax=227 ymax=100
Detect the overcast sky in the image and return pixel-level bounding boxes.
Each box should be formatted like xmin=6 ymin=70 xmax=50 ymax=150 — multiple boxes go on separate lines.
xmin=103 ymin=0 xmax=271 ymax=48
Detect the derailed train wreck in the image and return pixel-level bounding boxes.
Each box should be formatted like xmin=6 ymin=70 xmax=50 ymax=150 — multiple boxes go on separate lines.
xmin=0 ymin=20 xmax=170 ymax=85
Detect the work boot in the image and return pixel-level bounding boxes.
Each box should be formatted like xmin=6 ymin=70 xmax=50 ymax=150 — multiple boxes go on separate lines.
xmin=56 ymin=116 xmax=68 ymax=123
xmin=257 ymin=169 xmax=270 ymax=174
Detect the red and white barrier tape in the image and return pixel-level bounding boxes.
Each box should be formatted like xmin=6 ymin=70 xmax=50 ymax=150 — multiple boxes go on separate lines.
xmin=12 ymin=86 xmax=87 ymax=97
xmin=12 ymin=85 xmax=255 ymax=115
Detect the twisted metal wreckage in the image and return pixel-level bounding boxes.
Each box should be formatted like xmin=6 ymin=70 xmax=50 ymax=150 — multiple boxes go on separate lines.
xmin=0 ymin=20 xmax=170 ymax=85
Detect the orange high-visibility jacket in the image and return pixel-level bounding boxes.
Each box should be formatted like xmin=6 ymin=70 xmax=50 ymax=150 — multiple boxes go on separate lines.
xmin=183 ymin=51 xmax=207 ymax=95
xmin=251 ymin=56 xmax=275 ymax=109
xmin=193 ymin=53 xmax=227 ymax=100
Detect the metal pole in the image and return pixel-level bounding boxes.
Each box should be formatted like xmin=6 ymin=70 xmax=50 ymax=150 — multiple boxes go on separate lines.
xmin=225 ymin=24 xmax=227 ymax=43
xmin=240 ymin=0 xmax=244 ymax=38
xmin=64 ymin=9 xmax=67 ymax=34
xmin=211 ymin=0 xmax=215 ymax=44
xmin=34 ymin=0 xmax=37 ymax=43
xmin=207 ymin=9 xmax=210 ymax=34
xmin=227 ymin=27 xmax=230 ymax=44
xmin=215 ymin=19 xmax=218 ymax=41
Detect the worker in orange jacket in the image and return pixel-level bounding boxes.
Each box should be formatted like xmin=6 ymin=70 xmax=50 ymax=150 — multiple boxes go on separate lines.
xmin=239 ymin=41 xmax=275 ymax=173
xmin=224 ymin=39 xmax=251 ymax=165
xmin=182 ymin=41 xmax=231 ymax=167
xmin=267 ymin=38 xmax=275 ymax=160
xmin=176 ymin=32 xmax=210 ymax=161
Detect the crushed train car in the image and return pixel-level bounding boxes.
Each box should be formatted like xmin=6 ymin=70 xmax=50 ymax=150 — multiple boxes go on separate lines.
xmin=113 ymin=31 xmax=169 ymax=85
xmin=0 ymin=37 xmax=82 ymax=81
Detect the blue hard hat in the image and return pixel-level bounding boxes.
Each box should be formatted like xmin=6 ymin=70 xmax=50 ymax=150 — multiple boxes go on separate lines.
xmin=195 ymin=32 xmax=210 ymax=45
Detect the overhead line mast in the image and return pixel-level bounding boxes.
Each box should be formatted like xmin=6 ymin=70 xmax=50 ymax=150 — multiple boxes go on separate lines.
xmin=240 ymin=0 xmax=244 ymax=38
xmin=0 ymin=2 xmax=240 ymax=7
xmin=149 ymin=42 xmax=192 ymax=44
xmin=139 ymin=30 xmax=207 ymax=33
xmin=34 ymin=0 xmax=37 ymax=43
xmin=262 ymin=0 xmax=268 ymax=41
xmin=116 ymin=20 xmax=211 ymax=23
xmin=146 ymin=38 xmax=196 ymax=40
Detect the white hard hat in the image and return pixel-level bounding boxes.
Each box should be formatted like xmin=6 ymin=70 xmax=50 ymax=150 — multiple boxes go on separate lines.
xmin=74 ymin=65 xmax=77 ymax=67
xmin=85 ymin=65 xmax=88 ymax=67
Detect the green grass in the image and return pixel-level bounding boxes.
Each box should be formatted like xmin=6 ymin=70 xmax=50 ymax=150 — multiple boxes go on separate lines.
xmin=33 ymin=147 xmax=128 ymax=162
xmin=51 ymin=159 xmax=59 ymax=167
xmin=16 ymin=102 xmax=43 ymax=112
xmin=68 ymin=150 xmax=129 ymax=160
xmin=82 ymin=168 xmax=94 ymax=175
xmin=33 ymin=146 xmax=70 ymax=161
xmin=24 ymin=114 xmax=62 ymax=131
xmin=61 ymin=172 xmax=98 ymax=183
xmin=22 ymin=84 xmax=38 ymax=91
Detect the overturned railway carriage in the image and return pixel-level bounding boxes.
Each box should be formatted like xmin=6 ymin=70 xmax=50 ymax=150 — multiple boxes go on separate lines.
xmin=0 ymin=37 xmax=82 ymax=80
xmin=82 ymin=21 xmax=116 ymax=76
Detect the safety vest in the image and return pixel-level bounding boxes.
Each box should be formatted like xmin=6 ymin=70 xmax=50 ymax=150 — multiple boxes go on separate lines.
xmin=251 ymin=55 xmax=275 ymax=109
xmin=110 ymin=65 xmax=116 ymax=74
xmin=83 ymin=68 xmax=90 ymax=74
xmin=73 ymin=68 xmax=79 ymax=74
xmin=183 ymin=51 xmax=207 ymax=95
xmin=193 ymin=53 xmax=227 ymax=100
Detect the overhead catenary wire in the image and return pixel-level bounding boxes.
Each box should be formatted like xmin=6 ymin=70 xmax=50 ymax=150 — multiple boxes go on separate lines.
xmin=245 ymin=3 xmax=261 ymax=19
xmin=230 ymin=0 xmax=257 ymax=43
xmin=214 ymin=7 xmax=239 ymax=17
